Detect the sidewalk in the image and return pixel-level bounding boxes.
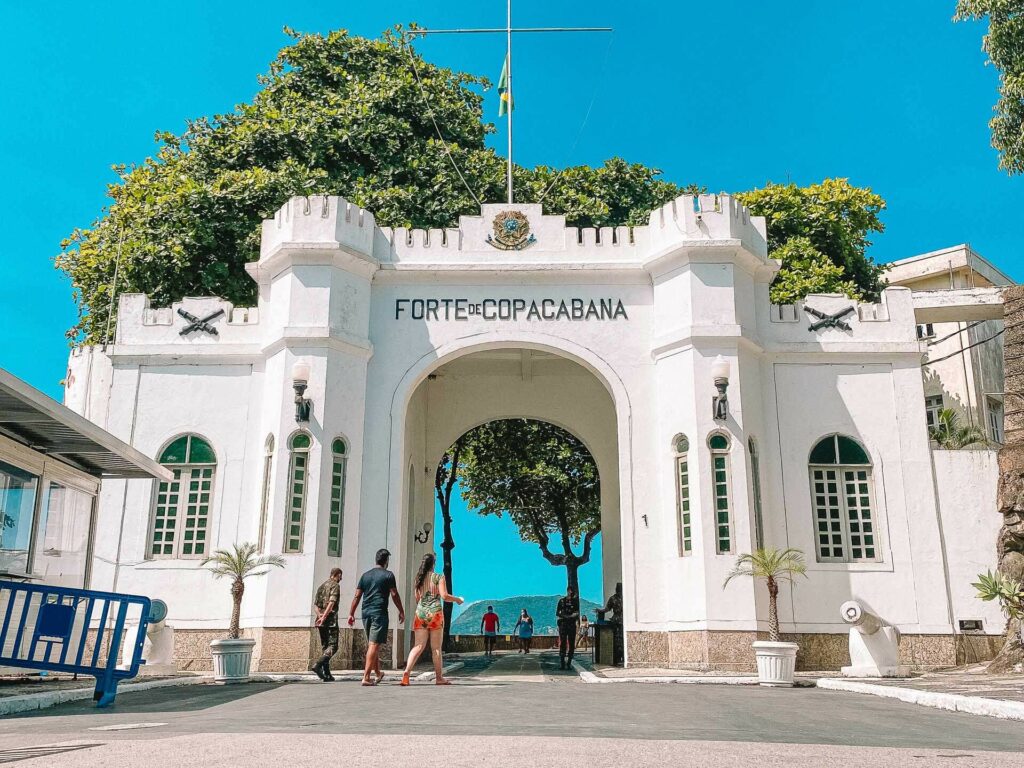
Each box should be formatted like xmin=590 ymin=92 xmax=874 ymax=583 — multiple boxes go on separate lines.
xmin=0 ymin=662 xmax=465 ymax=715
xmin=819 ymin=664 xmax=1024 ymax=722
xmin=577 ymin=659 xmax=1024 ymax=722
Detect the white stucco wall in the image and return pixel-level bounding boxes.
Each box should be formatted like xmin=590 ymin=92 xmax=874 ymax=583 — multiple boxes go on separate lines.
xmin=932 ymin=449 xmax=1004 ymax=634
xmin=61 ymin=193 xmax=1002 ymax=652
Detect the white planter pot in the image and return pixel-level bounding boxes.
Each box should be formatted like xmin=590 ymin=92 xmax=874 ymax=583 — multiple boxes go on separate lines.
xmin=210 ymin=638 xmax=256 ymax=683
xmin=751 ymin=640 xmax=799 ymax=687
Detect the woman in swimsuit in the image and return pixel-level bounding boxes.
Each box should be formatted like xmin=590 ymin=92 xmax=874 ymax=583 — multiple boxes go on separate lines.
xmin=513 ymin=608 xmax=534 ymax=654
xmin=400 ymin=552 xmax=463 ymax=686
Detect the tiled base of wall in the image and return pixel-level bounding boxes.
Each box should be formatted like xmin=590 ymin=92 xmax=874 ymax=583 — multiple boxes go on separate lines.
xmin=166 ymin=627 xmax=1004 ymax=673
xmin=171 ymin=628 xmax=391 ymax=673
xmin=626 ymin=631 xmax=1005 ymax=672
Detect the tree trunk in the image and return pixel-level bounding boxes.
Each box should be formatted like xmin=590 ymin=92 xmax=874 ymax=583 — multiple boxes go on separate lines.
xmin=990 ymin=285 xmax=1024 ymax=673
xmin=441 ymin=521 xmax=455 ymax=653
xmin=565 ymin=560 xmax=580 ymax=596
xmin=230 ymin=579 xmax=244 ymax=640
xmin=766 ymin=575 xmax=780 ymax=642
xmin=437 ymin=439 xmax=463 ymax=653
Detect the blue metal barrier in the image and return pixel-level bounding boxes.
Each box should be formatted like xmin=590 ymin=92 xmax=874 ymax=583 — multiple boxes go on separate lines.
xmin=0 ymin=580 xmax=152 ymax=707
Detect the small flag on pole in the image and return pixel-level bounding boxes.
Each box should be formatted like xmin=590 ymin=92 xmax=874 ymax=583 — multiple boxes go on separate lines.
xmin=498 ymin=53 xmax=512 ymax=116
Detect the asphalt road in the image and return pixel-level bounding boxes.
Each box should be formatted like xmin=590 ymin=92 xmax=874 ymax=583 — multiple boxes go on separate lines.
xmin=1 ymin=653 xmax=1022 ymax=767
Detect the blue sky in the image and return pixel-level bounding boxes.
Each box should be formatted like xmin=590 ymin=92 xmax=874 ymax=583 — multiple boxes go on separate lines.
xmin=0 ymin=1 xmax=1019 ymax=603
xmin=434 ymin=485 xmax=603 ymax=610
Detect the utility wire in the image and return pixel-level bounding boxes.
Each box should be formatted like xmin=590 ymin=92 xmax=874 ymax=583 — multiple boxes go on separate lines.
xmin=926 ymin=319 xmax=988 ymax=346
xmin=924 ymin=329 xmax=1005 ymax=366
xmin=405 ymin=41 xmax=484 ymax=207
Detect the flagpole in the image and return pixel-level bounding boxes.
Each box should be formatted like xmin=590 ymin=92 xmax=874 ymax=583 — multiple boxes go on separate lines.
xmin=506 ymin=0 xmax=513 ymax=204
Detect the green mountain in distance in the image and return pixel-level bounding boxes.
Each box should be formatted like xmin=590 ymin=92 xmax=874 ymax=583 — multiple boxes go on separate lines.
xmin=451 ymin=595 xmax=602 ymax=637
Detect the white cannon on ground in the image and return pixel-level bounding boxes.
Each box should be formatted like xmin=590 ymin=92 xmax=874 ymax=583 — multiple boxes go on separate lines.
xmin=120 ymin=599 xmax=176 ymax=674
xmin=839 ymin=600 xmax=909 ymax=678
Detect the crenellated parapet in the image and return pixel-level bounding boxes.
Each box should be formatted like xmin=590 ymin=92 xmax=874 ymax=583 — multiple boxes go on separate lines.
xmin=114 ymin=294 xmax=260 ymax=346
xmin=645 ymin=193 xmax=768 ymax=261
xmin=761 ymin=288 xmax=921 ymax=349
xmin=258 ymin=195 xmax=385 ymax=261
xmin=252 ymin=194 xmax=769 ymax=273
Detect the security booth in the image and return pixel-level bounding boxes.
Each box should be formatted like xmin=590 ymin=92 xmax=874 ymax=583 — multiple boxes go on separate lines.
xmin=0 ymin=367 xmax=169 ymax=704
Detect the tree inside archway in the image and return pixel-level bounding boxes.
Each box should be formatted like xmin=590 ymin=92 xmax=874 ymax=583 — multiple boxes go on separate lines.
xmin=434 ymin=435 xmax=465 ymax=652
xmin=458 ymin=419 xmax=601 ymax=595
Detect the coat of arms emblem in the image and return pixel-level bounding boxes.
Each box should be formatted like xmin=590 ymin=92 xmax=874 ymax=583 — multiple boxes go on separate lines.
xmin=486 ymin=210 xmax=536 ymax=251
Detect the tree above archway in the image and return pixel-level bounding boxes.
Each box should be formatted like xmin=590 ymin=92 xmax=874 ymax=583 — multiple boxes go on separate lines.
xmin=457 ymin=419 xmax=601 ymax=595
xmin=55 ymin=26 xmax=888 ymax=344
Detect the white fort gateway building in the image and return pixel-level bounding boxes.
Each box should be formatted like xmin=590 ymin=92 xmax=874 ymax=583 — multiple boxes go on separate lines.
xmin=65 ymin=194 xmax=1012 ymax=672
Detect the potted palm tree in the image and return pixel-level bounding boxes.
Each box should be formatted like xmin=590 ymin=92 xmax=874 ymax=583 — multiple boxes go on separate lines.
xmin=202 ymin=542 xmax=285 ymax=683
xmin=724 ymin=547 xmax=807 ymax=686
xmin=929 ymin=408 xmax=988 ymax=449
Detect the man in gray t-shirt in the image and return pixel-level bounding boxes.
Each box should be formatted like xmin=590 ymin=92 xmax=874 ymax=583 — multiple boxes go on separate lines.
xmin=348 ymin=548 xmax=404 ymax=686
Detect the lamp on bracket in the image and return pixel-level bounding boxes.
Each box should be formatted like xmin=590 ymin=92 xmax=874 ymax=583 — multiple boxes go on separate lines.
xmin=414 ymin=521 xmax=432 ymax=544
xmin=711 ymin=355 xmax=731 ymax=421
xmin=292 ymin=360 xmax=312 ymax=423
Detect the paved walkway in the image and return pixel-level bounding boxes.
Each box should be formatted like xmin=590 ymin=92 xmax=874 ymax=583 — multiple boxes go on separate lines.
xmin=0 ymin=653 xmax=1022 ymax=766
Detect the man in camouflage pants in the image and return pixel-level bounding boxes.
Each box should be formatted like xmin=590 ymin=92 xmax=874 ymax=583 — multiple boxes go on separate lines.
xmin=312 ymin=567 xmax=343 ymax=681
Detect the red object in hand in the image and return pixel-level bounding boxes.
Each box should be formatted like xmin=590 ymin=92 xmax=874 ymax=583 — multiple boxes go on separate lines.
xmin=348 ymin=616 xmax=355 ymax=626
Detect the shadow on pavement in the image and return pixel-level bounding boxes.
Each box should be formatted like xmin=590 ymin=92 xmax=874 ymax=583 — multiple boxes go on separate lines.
xmin=6 ymin=682 xmax=285 ymax=719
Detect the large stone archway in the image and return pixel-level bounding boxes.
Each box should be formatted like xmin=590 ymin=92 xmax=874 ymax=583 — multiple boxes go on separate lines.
xmin=383 ymin=340 xmax=627 ymax=665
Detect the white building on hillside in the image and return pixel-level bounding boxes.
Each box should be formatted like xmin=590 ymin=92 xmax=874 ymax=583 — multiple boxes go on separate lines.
xmin=65 ymin=195 xmax=1010 ymax=672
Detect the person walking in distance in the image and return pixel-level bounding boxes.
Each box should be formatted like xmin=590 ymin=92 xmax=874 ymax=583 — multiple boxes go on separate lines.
xmin=513 ymin=608 xmax=534 ymax=654
xmin=400 ymin=552 xmax=464 ymax=686
xmin=480 ymin=605 xmax=500 ymax=658
xmin=311 ymin=567 xmax=343 ymax=681
xmin=556 ymin=587 xmax=580 ymax=670
xmin=576 ymin=614 xmax=591 ymax=652
xmin=348 ymin=548 xmax=405 ymax=686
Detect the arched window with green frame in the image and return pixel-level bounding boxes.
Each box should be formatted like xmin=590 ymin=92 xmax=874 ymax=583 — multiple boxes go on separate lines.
xmin=284 ymin=432 xmax=312 ymax=553
xmin=809 ymin=434 xmax=878 ymax=563
xmin=673 ymin=435 xmax=692 ymax=556
xmin=150 ymin=434 xmax=216 ymax=558
xmin=327 ymin=438 xmax=348 ymax=557
xmin=708 ymin=432 xmax=732 ymax=554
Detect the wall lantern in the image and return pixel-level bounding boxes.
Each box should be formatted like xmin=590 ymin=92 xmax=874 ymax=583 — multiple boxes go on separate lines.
xmin=292 ymin=360 xmax=313 ymax=423
xmin=414 ymin=521 xmax=432 ymax=544
xmin=711 ymin=355 xmax=730 ymax=421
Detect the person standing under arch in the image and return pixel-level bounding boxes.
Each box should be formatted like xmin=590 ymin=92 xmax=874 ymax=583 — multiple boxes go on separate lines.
xmin=400 ymin=552 xmax=463 ymax=686
xmin=556 ymin=587 xmax=580 ymax=670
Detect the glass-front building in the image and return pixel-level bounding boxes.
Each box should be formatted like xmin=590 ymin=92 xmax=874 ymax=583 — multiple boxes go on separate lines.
xmin=0 ymin=368 xmax=167 ymax=589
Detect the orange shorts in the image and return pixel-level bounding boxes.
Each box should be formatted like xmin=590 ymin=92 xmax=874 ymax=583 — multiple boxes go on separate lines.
xmin=414 ymin=611 xmax=444 ymax=631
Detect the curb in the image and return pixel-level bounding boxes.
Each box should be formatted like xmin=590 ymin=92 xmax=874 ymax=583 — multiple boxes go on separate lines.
xmin=0 ymin=675 xmax=213 ymax=717
xmin=816 ymin=678 xmax=1024 ymax=722
xmin=571 ymin=661 xmax=765 ymax=686
xmin=416 ymin=662 xmax=464 ymax=681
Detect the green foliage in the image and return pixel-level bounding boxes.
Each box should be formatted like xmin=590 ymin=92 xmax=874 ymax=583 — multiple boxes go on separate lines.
xmin=55 ymin=27 xmax=687 ymax=344
xmin=765 ymin=237 xmax=862 ymax=305
xmin=724 ymin=547 xmax=807 ymax=642
xmin=458 ymin=420 xmax=600 ymax=589
xmin=202 ymin=541 xmax=285 ymax=638
xmin=723 ymin=547 xmax=808 ymax=588
xmin=738 ymin=179 xmax=887 ymax=303
xmin=929 ymin=408 xmax=989 ymax=449
xmin=955 ymin=1 xmax=1024 ymax=175
xmin=974 ymin=569 xmax=1024 ymax=622
xmin=56 ymin=25 xmax=891 ymax=344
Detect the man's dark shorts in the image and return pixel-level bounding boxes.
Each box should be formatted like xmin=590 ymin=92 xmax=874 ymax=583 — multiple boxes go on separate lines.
xmin=364 ymin=612 xmax=389 ymax=645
